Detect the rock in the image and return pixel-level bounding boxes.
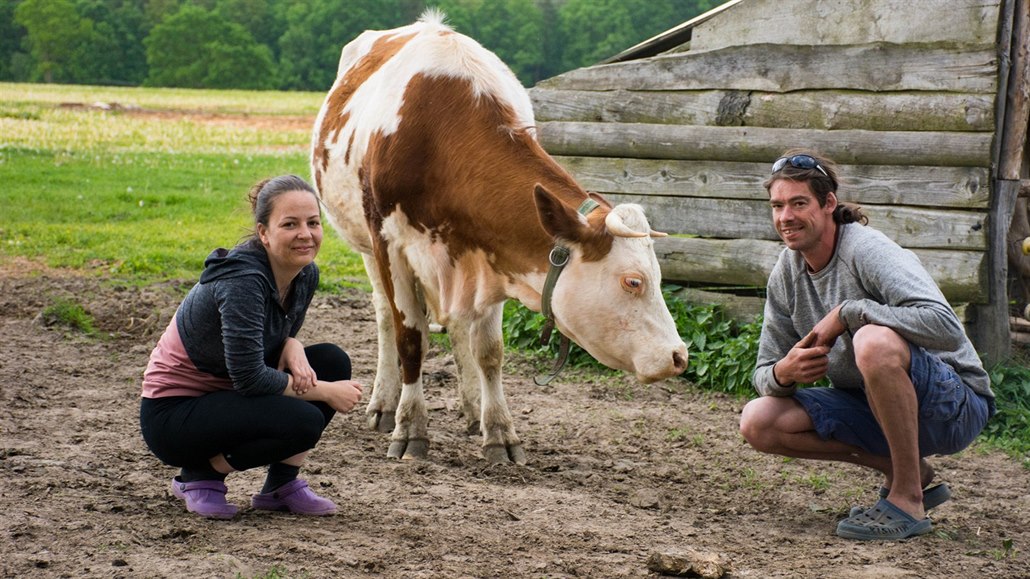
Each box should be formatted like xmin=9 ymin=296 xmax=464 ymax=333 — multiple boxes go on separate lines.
xmin=646 ymin=549 xmax=729 ymax=578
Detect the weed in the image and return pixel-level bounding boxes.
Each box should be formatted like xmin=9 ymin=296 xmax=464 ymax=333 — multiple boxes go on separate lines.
xmin=40 ymin=297 xmax=98 ymax=336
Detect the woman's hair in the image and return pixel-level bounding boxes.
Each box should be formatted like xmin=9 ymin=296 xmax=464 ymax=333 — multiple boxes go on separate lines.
xmin=242 ymin=174 xmax=319 ymax=246
xmin=763 ymin=148 xmax=868 ymax=225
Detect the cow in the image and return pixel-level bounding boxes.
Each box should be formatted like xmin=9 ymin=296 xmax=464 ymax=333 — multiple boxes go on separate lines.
xmin=311 ymin=10 xmax=688 ymax=464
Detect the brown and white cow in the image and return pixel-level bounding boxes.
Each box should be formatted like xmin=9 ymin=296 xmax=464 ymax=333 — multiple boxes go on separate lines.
xmin=311 ymin=11 xmax=687 ymax=464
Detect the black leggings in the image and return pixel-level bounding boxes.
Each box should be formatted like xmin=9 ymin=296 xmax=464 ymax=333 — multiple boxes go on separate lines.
xmin=139 ymin=343 xmax=351 ymax=472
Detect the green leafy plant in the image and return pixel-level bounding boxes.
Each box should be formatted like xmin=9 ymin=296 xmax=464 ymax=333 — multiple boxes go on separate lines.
xmin=981 ymin=362 xmax=1030 ymax=467
xmin=500 ymin=285 xmax=762 ymax=395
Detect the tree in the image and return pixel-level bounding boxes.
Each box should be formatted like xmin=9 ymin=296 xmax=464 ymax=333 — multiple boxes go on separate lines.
xmin=14 ymin=0 xmax=91 ymax=83
xmin=72 ymin=0 xmax=148 ymax=85
xmin=276 ymin=0 xmax=420 ymax=91
xmin=431 ymin=0 xmax=546 ymax=86
xmin=143 ymin=4 xmax=275 ymax=89
xmin=557 ymin=0 xmax=713 ymax=72
xmin=0 ymin=0 xmax=27 ymax=80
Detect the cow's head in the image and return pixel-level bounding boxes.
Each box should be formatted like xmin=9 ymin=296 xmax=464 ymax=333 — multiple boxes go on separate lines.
xmin=534 ymin=185 xmax=688 ymax=383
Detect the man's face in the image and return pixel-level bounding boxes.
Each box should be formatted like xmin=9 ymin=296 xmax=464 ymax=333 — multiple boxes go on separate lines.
xmin=769 ymin=179 xmax=837 ymax=258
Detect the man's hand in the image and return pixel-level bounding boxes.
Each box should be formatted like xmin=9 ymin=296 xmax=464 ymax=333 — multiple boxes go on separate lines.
xmin=808 ymin=304 xmax=847 ymax=349
xmin=773 ymin=330 xmax=831 ymax=386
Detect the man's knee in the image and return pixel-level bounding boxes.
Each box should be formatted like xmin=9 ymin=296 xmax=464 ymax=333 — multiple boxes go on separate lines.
xmin=853 ymin=324 xmax=909 ymax=376
xmin=740 ymin=397 xmax=778 ymax=451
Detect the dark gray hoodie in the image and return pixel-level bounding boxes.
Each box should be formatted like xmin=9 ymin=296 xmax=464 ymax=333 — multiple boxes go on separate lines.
xmin=175 ymin=242 xmax=318 ymax=396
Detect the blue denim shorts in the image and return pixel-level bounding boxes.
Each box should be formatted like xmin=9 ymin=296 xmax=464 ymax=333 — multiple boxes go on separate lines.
xmin=793 ymin=345 xmax=991 ymax=457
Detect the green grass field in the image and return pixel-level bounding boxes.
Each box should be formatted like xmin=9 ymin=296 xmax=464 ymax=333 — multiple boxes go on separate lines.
xmin=0 ymin=82 xmax=365 ymax=288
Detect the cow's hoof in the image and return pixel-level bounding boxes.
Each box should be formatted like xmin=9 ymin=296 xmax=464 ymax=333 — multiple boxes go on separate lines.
xmin=387 ymin=438 xmax=429 ymax=460
xmin=368 ymin=411 xmax=395 ymax=433
xmin=483 ymin=443 xmax=527 ymax=465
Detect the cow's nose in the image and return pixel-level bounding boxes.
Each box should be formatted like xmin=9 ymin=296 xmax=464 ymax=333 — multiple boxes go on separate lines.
xmin=672 ymin=349 xmax=688 ymax=373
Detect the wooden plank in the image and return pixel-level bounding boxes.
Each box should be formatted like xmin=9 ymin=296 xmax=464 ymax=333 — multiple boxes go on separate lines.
xmin=537 ymin=44 xmax=998 ymax=94
xmin=556 ymin=157 xmax=991 ymax=209
xmin=654 ymin=237 xmax=986 ymax=303
xmin=690 ymin=0 xmax=1002 ymax=52
xmin=529 ymin=88 xmax=996 ymax=132
xmin=538 ymin=122 xmax=994 ymax=167
xmin=605 ymin=193 xmax=987 ymax=250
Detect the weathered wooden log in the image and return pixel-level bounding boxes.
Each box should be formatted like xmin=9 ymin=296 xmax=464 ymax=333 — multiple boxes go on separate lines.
xmin=536 ymin=44 xmax=998 ymax=94
xmin=529 ymin=88 xmax=995 ymax=133
xmin=671 ymin=287 xmax=764 ymax=324
xmin=555 ymin=156 xmax=991 ymax=209
xmin=608 ymin=193 xmax=986 ymax=251
xmin=537 ymin=122 xmax=993 ymax=167
xmin=1011 ymin=331 xmax=1030 ymax=344
xmin=1010 ymin=316 xmax=1030 ymax=329
xmin=690 ymin=0 xmax=1001 ymax=52
xmin=654 ymin=237 xmax=986 ymax=303
xmin=998 ymin=0 xmax=1030 ymax=180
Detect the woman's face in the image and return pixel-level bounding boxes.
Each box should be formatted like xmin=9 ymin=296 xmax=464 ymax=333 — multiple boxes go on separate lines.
xmin=257 ymin=189 xmax=323 ymax=275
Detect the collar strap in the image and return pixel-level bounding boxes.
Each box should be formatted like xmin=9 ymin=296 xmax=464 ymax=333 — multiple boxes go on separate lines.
xmin=534 ymin=198 xmax=600 ymax=386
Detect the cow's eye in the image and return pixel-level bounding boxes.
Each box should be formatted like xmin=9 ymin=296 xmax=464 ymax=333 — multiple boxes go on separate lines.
xmin=621 ymin=275 xmax=644 ymax=295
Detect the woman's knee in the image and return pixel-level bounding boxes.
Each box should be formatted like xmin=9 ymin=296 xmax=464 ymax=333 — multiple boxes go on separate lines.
xmin=305 ymin=342 xmax=351 ymax=381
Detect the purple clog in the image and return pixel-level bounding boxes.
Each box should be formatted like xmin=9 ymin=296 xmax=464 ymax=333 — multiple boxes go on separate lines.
xmin=251 ymin=479 xmax=337 ymax=516
xmin=171 ymin=477 xmax=238 ymax=520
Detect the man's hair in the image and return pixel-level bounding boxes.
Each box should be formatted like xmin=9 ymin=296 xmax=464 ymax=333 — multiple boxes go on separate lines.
xmin=763 ymin=148 xmax=868 ymax=225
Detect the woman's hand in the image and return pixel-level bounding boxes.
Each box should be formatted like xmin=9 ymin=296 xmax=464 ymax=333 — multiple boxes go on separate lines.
xmin=284 ymin=378 xmax=363 ymax=413
xmin=319 ymin=380 xmax=364 ymax=413
xmin=279 ymin=338 xmax=317 ymax=394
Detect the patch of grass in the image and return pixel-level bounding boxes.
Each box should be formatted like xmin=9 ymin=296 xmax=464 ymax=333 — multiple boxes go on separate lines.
xmin=41 ymin=297 xmax=98 ymax=336
xmin=0 ymin=147 xmax=365 ymax=288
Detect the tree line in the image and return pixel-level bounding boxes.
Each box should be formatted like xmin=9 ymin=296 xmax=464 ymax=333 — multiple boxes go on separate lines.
xmin=2 ymin=0 xmax=714 ymax=91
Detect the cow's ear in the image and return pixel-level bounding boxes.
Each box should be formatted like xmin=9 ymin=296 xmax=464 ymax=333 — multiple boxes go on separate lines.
xmin=534 ymin=184 xmax=586 ymax=241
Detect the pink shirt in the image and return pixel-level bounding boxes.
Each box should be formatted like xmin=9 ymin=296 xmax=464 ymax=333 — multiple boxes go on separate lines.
xmin=141 ymin=318 xmax=233 ymax=398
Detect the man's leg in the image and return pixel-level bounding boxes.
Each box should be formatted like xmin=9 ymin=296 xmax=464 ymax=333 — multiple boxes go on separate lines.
xmin=851 ymin=325 xmax=924 ymax=519
xmin=740 ymin=395 xmax=894 ymax=473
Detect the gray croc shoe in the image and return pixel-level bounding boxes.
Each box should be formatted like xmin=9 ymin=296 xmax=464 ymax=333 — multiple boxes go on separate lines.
xmin=837 ymin=498 xmax=932 ymax=541
xmin=848 ymin=482 xmax=951 ymax=518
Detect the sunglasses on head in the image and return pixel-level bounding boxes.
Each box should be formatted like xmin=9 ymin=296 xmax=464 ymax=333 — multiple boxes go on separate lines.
xmin=771 ymin=154 xmax=829 ymax=177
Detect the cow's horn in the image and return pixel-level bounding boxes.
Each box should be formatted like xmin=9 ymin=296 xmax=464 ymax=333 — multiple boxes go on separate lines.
xmin=650 ymin=230 xmax=669 ymax=238
xmin=605 ymin=211 xmax=648 ymax=238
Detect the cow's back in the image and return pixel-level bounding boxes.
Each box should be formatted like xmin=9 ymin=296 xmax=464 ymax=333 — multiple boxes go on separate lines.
xmin=311 ymin=11 xmax=536 ymax=254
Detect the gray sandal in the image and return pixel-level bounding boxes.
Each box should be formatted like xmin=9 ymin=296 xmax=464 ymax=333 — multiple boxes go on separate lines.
xmin=837 ymin=498 xmax=932 ymax=541
xmin=848 ymin=482 xmax=950 ymax=517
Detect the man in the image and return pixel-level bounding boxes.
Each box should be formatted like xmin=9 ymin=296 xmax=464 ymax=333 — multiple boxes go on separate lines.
xmin=739 ymin=149 xmax=995 ymax=541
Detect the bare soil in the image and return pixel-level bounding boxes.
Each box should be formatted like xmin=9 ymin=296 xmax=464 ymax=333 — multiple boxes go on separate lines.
xmin=2 ymin=263 xmax=1028 ymax=578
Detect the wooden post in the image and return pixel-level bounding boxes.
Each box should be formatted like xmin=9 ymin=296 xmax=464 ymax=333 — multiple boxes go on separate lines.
xmin=972 ymin=0 xmax=1028 ymax=362
xmin=999 ymin=0 xmax=1030 ymax=181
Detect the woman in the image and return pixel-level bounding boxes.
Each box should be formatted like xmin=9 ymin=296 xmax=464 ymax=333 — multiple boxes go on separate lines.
xmin=140 ymin=174 xmax=363 ymax=519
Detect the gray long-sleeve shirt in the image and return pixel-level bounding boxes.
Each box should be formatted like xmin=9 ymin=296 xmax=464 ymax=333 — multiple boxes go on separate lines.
xmin=753 ymin=223 xmax=993 ymax=400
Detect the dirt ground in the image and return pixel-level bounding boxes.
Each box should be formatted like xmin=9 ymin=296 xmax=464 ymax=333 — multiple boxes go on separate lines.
xmin=2 ymin=263 xmax=1028 ymax=579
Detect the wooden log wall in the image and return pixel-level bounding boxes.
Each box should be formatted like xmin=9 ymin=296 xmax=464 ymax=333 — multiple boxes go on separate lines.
xmin=529 ymin=0 xmax=1007 ymax=336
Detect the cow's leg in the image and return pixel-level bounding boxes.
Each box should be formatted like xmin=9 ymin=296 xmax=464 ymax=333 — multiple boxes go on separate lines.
xmin=385 ymin=261 xmax=431 ymax=460
xmin=448 ymin=317 xmax=482 ymax=435
xmin=362 ymin=253 xmax=401 ymax=433
xmin=474 ymin=303 xmax=526 ymax=465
